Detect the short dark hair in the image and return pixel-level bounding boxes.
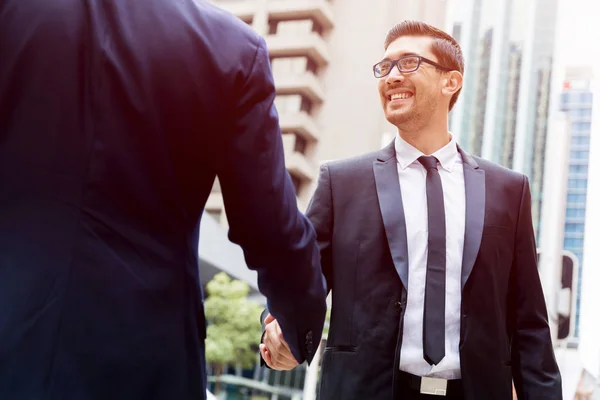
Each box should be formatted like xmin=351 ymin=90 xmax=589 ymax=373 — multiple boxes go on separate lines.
xmin=384 ymin=20 xmax=464 ymax=111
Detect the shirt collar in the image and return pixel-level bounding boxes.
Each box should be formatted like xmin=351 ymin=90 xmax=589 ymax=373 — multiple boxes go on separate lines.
xmin=394 ymin=132 xmax=459 ymax=172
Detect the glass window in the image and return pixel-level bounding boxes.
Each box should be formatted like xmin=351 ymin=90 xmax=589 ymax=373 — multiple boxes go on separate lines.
xmin=568 ymin=179 xmax=588 ymax=189
xmin=560 ymin=93 xmax=569 ymax=108
xmin=569 ymin=92 xmax=582 ymax=103
xmin=564 ymin=238 xmax=584 ymax=248
xmin=565 ymin=223 xmax=585 ymax=233
xmin=571 ymin=136 xmax=590 ymax=145
xmin=567 ymin=194 xmax=587 ymax=203
xmin=569 ymin=164 xmax=588 ymax=174
xmin=572 ymin=121 xmax=592 ymax=132
xmin=566 ymin=208 xmax=586 ymax=218
xmin=581 ymin=92 xmax=593 ymax=102
xmin=570 ymin=150 xmax=590 ymax=159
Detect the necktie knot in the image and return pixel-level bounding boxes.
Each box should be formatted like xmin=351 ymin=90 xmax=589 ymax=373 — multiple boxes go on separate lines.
xmin=418 ymin=155 xmax=439 ymax=170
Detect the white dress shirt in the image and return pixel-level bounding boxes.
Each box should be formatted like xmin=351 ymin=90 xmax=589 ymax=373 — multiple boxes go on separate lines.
xmin=396 ymin=133 xmax=466 ymax=379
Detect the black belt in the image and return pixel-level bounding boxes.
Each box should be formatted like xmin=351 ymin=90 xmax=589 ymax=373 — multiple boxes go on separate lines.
xmin=398 ymin=370 xmax=463 ymax=397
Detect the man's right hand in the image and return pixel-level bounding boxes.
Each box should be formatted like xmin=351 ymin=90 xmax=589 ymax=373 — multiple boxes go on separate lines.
xmin=259 ymin=313 xmax=300 ymax=370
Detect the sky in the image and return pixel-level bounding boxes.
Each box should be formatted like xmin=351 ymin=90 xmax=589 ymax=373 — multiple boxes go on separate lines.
xmin=559 ymin=0 xmax=599 ymax=68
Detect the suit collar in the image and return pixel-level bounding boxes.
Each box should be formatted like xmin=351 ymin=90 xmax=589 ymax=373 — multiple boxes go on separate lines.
xmin=373 ymin=144 xmax=409 ymax=288
xmin=457 ymin=144 xmax=480 ymax=170
xmin=376 ymin=140 xmax=396 ymax=163
xmin=379 ymin=138 xmax=479 ymax=167
xmin=394 ymin=133 xmax=460 ymax=172
xmin=459 ymin=146 xmax=485 ymax=288
xmin=374 ymin=140 xmax=485 ymax=290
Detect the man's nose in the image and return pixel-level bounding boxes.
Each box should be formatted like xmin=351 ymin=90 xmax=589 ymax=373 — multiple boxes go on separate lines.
xmin=385 ymin=66 xmax=404 ymax=84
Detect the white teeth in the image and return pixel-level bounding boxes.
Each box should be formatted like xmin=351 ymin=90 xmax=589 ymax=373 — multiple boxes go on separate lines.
xmin=391 ymin=92 xmax=413 ymax=100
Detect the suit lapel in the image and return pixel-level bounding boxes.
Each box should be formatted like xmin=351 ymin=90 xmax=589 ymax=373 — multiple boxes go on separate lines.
xmin=373 ymin=141 xmax=409 ymax=289
xmin=458 ymin=146 xmax=486 ymax=289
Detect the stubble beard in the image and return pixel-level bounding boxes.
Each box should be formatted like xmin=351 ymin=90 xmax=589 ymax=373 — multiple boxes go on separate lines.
xmin=387 ymin=95 xmax=438 ymax=132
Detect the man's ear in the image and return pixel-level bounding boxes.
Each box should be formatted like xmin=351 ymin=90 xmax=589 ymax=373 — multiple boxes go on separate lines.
xmin=441 ymin=71 xmax=463 ymax=96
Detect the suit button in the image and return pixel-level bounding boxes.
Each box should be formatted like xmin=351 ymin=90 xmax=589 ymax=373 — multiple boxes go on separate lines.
xmin=306 ymin=331 xmax=313 ymax=347
xmin=395 ymin=301 xmax=403 ymax=312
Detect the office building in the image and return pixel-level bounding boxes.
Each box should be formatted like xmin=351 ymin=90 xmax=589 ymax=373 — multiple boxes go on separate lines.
xmin=559 ymin=66 xmax=594 ymax=337
xmin=206 ymin=0 xmax=450 ymax=225
xmin=447 ymin=0 xmax=559 ymax=236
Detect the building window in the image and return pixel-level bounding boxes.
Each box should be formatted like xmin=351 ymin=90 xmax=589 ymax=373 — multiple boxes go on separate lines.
xmin=560 ymin=93 xmax=569 ymax=108
xmin=290 ymin=174 xmax=302 ymax=194
xmin=268 ymin=20 xmax=278 ymax=35
xmin=568 ymin=179 xmax=588 ymax=189
xmin=269 ymin=19 xmax=322 ymax=36
xmin=570 ymin=150 xmax=590 ymax=160
xmin=311 ymin=20 xmax=325 ymax=36
xmin=294 ymin=134 xmax=308 ymax=154
xmin=564 ymin=91 xmax=593 ymax=104
xmin=565 ymin=223 xmax=585 ymax=233
xmin=571 ymin=108 xmax=592 ymax=118
xmin=580 ymin=92 xmax=593 ymax=103
xmin=569 ymin=164 xmax=588 ymax=174
xmin=207 ymin=210 xmax=221 ymax=222
xmin=274 ymin=94 xmax=314 ymax=115
xmin=567 ymin=194 xmax=587 ymax=203
xmin=571 ymin=136 xmax=590 ymax=145
xmin=572 ymin=121 xmax=591 ymax=132
xmin=564 ymin=238 xmax=584 ymax=248
xmin=306 ymin=57 xmax=318 ymax=74
xmin=566 ymin=208 xmax=586 ymax=218
xmin=301 ymin=96 xmax=313 ymax=114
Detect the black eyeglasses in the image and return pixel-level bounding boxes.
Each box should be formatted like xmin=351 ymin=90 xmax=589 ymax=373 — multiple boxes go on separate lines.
xmin=373 ymin=55 xmax=452 ymax=78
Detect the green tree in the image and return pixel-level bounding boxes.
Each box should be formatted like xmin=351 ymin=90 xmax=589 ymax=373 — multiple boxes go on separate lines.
xmin=323 ymin=307 xmax=332 ymax=337
xmin=204 ymin=272 xmax=263 ymax=394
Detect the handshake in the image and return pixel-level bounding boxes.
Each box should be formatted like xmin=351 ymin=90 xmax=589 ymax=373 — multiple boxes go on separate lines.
xmin=259 ymin=312 xmax=301 ymax=370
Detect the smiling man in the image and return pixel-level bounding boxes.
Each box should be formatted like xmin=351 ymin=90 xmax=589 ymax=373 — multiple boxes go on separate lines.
xmin=259 ymin=20 xmax=562 ymax=399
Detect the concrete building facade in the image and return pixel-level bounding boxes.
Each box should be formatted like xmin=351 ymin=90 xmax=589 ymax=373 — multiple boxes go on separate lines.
xmin=207 ymin=0 xmax=449 ymax=224
xmin=446 ymin=0 xmax=559 ymax=236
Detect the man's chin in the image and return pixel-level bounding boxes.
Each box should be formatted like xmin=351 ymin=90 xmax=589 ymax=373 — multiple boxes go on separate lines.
xmin=385 ymin=110 xmax=412 ymax=126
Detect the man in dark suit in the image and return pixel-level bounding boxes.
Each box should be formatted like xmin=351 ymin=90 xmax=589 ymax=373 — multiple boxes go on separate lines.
xmin=261 ymin=21 xmax=562 ymax=399
xmin=0 ymin=0 xmax=327 ymax=399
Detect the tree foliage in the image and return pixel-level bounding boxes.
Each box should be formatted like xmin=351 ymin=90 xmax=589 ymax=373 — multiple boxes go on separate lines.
xmin=323 ymin=307 xmax=331 ymax=337
xmin=204 ymin=272 xmax=263 ymax=371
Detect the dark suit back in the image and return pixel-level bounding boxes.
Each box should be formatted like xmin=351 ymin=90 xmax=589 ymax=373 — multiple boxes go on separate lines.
xmin=306 ymin=143 xmax=561 ymax=400
xmin=0 ymin=0 xmax=326 ymax=398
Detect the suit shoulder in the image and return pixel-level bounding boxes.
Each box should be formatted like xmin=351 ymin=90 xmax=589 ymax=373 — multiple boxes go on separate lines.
xmin=473 ymin=156 xmax=526 ymax=185
xmin=192 ymin=0 xmax=261 ymax=54
xmin=322 ymin=149 xmax=383 ymax=175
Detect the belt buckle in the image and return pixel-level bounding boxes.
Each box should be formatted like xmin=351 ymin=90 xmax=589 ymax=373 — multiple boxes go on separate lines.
xmin=420 ymin=376 xmax=448 ymax=396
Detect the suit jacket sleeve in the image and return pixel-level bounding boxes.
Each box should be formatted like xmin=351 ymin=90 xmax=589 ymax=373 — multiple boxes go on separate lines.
xmin=509 ymin=175 xmax=562 ymax=399
xmin=259 ymin=163 xmax=333 ymax=367
xmin=216 ymin=35 xmax=327 ymax=365
xmin=305 ymin=163 xmax=334 ymax=293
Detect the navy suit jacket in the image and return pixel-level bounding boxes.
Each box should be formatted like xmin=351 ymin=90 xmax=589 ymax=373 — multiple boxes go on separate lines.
xmin=0 ymin=0 xmax=326 ymax=399
xmin=308 ymin=142 xmax=561 ymax=400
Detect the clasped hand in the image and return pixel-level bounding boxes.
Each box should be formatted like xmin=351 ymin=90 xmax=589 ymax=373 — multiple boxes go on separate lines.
xmin=259 ymin=313 xmax=299 ymax=370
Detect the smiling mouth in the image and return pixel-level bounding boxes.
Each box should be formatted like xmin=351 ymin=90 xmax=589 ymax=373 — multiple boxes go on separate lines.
xmin=388 ymin=92 xmax=414 ymax=101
